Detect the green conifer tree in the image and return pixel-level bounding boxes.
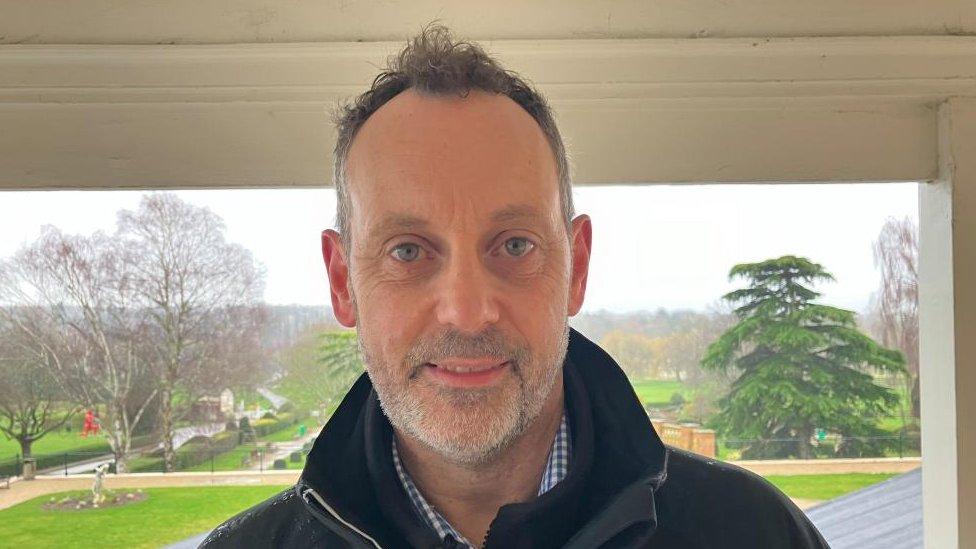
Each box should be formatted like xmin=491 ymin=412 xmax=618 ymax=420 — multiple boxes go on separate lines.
xmin=701 ymin=256 xmax=905 ymax=459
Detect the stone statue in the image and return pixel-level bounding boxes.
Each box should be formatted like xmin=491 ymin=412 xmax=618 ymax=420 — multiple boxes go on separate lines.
xmin=92 ymin=463 xmax=109 ymax=507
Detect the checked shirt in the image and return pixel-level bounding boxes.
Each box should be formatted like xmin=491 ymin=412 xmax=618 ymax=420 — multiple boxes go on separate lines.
xmin=392 ymin=413 xmax=572 ymax=548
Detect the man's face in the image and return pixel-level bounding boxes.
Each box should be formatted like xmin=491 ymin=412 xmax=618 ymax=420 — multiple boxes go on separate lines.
xmin=322 ymin=90 xmax=591 ymax=464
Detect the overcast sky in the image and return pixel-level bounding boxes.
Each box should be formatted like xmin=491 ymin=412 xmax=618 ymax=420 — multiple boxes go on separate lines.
xmin=0 ymin=183 xmax=917 ymax=314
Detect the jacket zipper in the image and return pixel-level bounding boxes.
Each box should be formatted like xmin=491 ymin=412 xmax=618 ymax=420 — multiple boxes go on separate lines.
xmin=301 ymin=486 xmax=384 ymax=549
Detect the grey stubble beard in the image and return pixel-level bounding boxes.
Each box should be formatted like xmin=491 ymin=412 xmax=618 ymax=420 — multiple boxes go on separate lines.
xmin=357 ymin=321 xmax=569 ymax=466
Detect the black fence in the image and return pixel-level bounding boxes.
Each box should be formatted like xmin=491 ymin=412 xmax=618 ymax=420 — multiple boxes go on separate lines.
xmin=718 ymin=433 xmax=921 ymax=461
xmin=0 ymin=450 xmax=112 ymax=477
xmin=0 ymin=442 xmax=312 ymax=477
xmin=1 ymin=434 xmax=920 ymax=478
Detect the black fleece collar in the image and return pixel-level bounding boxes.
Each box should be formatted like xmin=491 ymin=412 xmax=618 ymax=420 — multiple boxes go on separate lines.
xmin=299 ymin=328 xmax=669 ymax=548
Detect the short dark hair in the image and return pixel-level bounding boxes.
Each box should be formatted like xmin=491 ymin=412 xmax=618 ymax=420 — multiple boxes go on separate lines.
xmin=332 ymin=24 xmax=573 ymax=248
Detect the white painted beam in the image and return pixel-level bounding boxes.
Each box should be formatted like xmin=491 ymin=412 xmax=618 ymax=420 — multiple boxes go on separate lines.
xmin=3 ymin=36 xmax=974 ymax=189
xmin=0 ymin=0 xmax=974 ymax=45
xmin=3 ymin=37 xmax=976 ymax=103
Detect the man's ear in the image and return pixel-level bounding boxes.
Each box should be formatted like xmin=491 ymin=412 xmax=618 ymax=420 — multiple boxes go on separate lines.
xmin=321 ymin=229 xmax=357 ymax=327
xmin=567 ymin=214 xmax=592 ymax=316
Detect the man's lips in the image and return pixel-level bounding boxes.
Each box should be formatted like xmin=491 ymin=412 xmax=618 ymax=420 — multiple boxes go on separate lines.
xmin=423 ymin=358 xmax=511 ymax=388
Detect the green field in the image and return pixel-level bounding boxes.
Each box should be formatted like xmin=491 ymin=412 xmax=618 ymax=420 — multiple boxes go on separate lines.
xmin=0 ymin=485 xmax=289 ymax=549
xmin=0 ymin=431 xmax=110 ymax=460
xmin=630 ymin=379 xmax=689 ymax=408
xmin=765 ymin=473 xmax=898 ymax=500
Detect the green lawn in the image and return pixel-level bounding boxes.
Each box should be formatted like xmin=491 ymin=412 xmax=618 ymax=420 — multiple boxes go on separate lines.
xmin=186 ymin=445 xmax=307 ymax=472
xmin=0 ymin=431 xmax=110 ymax=460
xmin=763 ymin=473 xmax=898 ymax=500
xmin=184 ymin=426 xmax=309 ymax=472
xmin=630 ymin=379 xmax=689 ymax=408
xmin=260 ymin=425 xmax=310 ymax=443
xmin=0 ymin=485 xmax=289 ymax=549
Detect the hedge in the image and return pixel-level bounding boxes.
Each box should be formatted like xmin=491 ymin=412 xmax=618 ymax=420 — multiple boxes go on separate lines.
xmin=129 ymin=431 xmax=239 ymax=473
xmin=249 ymin=413 xmax=297 ymax=438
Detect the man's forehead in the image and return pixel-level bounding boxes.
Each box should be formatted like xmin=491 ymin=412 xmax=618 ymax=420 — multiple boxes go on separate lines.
xmin=347 ymin=92 xmax=553 ymax=177
xmin=344 ymin=89 xmax=562 ymax=237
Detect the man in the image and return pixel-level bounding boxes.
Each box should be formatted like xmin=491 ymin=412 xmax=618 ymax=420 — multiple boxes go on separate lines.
xmin=204 ymin=26 xmax=828 ymax=548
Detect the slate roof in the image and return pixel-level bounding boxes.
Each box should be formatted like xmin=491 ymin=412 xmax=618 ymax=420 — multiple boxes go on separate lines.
xmin=805 ymin=468 xmax=922 ymax=549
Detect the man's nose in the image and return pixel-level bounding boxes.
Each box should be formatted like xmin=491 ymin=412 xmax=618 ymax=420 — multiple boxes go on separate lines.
xmin=433 ymin=251 xmax=501 ymax=333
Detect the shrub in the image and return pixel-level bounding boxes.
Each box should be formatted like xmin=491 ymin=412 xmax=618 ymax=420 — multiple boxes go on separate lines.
xmin=273 ymin=458 xmax=287 ymax=470
xmin=250 ymin=416 xmax=297 ymax=439
xmin=669 ymin=392 xmax=686 ymax=406
xmin=129 ymin=431 xmax=238 ymax=473
xmin=289 ymin=451 xmax=302 ymax=463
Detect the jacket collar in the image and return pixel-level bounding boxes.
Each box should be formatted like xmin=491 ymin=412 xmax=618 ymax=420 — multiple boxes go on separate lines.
xmin=299 ymin=328 xmax=669 ymax=548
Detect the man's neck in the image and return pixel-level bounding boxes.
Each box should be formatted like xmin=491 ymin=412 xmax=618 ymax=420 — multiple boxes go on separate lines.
xmin=394 ymin=383 xmax=565 ymax=546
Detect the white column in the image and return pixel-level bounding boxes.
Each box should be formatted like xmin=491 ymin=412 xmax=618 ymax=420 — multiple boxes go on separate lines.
xmin=921 ymin=99 xmax=976 ymax=548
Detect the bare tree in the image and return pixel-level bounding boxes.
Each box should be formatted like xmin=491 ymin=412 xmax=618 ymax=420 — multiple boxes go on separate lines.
xmin=600 ymin=330 xmax=661 ymax=380
xmin=871 ymin=216 xmax=920 ymax=420
xmin=117 ymin=194 xmax=266 ymax=472
xmin=0 ymin=228 xmax=158 ymax=472
xmin=0 ymin=320 xmax=78 ymax=459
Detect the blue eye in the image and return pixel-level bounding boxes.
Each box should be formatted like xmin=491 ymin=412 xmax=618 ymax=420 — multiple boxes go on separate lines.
xmin=391 ymin=243 xmax=422 ymax=262
xmin=503 ymin=237 xmax=533 ymax=257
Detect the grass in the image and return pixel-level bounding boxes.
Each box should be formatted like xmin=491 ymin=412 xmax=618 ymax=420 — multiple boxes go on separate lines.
xmin=260 ymin=425 xmax=311 ymax=443
xmin=0 ymin=485 xmax=289 ymax=549
xmin=763 ymin=473 xmax=898 ymax=500
xmin=186 ymin=447 xmax=305 ymax=472
xmin=630 ymin=379 xmax=689 ymax=408
xmin=184 ymin=425 xmax=310 ymax=472
xmin=0 ymin=431 xmax=111 ymax=460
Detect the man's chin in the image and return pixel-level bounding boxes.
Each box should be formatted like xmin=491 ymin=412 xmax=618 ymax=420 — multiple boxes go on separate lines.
xmin=412 ymin=422 xmax=523 ymax=466
xmin=400 ymin=397 xmax=527 ymax=464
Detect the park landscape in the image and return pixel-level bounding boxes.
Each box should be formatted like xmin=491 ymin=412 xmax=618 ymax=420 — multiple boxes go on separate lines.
xmin=0 ymin=193 xmax=920 ymax=548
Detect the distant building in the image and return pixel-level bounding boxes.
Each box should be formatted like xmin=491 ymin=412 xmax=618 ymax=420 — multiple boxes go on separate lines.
xmin=193 ymin=388 xmax=234 ymax=422
xmin=220 ymin=388 xmax=234 ymax=415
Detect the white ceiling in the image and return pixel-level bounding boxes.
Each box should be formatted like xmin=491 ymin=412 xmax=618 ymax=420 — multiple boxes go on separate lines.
xmin=1 ymin=0 xmax=974 ymax=45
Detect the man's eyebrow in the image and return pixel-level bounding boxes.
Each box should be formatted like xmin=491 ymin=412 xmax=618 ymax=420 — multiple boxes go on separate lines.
xmin=366 ymin=205 xmax=542 ymax=242
xmin=491 ymin=204 xmax=543 ymax=223
xmin=370 ymin=214 xmax=429 ymax=237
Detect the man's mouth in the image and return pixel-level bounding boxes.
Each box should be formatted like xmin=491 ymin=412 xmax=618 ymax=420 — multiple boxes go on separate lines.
xmin=423 ymin=358 xmax=511 ymax=388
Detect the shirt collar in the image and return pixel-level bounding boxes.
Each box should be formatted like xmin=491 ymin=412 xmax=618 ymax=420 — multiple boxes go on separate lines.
xmin=392 ymin=412 xmax=572 ymax=548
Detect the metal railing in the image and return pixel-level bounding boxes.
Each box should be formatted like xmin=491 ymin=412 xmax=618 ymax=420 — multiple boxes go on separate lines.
xmin=0 ymin=441 xmax=312 ymax=477
xmin=717 ymin=433 xmax=921 ymax=460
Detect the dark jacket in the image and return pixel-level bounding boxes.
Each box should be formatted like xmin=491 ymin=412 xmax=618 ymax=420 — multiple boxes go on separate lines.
xmin=202 ymin=328 xmax=829 ymax=548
